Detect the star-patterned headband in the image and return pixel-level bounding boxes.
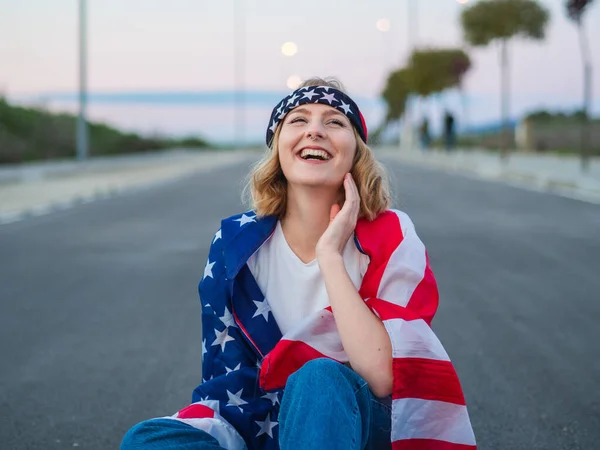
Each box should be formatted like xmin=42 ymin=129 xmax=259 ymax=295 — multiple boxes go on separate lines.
xmin=265 ymin=85 xmax=368 ymax=147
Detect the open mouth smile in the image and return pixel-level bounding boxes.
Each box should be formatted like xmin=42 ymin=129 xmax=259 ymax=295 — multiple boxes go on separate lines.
xmin=296 ymin=147 xmax=332 ymax=162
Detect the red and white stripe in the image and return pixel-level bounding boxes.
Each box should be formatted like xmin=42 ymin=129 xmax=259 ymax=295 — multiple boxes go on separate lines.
xmin=260 ymin=209 xmax=476 ymax=449
xmin=162 ymin=402 xmax=247 ymax=450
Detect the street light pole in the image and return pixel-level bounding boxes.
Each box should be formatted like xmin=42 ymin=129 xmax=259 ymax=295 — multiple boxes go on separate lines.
xmin=401 ymin=0 xmax=418 ymax=152
xmin=77 ymin=0 xmax=88 ymax=161
xmin=408 ymin=0 xmax=418 ymax=51
xmin=234 ymin=0 xmax=245 ymax=148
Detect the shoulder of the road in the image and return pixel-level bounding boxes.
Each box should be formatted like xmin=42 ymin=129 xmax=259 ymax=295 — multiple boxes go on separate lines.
xmin=1 ymin=147 xmax=598 ymax=226
xmin=378 ymin=147 xmax=600 ymax=206
xmin=0 ymin=148 xmax=261 ymax=225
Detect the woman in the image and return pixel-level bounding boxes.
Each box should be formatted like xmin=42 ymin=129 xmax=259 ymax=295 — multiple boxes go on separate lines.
xmin=121 ymin=78 xmax=476 ymax=450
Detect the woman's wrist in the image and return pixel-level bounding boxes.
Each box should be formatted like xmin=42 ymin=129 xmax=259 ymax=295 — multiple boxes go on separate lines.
xmin=317 ymin=252 xmax=347 ymax=284
xmin=316 ymin=249 xmax=344 ymax=267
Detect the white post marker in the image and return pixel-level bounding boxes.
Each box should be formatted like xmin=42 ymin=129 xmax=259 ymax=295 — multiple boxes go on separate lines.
xmin=77 ymin=0 xmax=88 ymax=161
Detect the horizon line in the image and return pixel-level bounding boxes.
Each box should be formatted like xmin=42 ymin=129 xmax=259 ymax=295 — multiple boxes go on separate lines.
xmin=9 ymin=89 xmax=385 ymax=108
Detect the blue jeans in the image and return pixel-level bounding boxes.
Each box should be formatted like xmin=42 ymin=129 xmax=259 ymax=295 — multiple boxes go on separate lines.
xmin=121 ymin=358 xmax=392 ymax=449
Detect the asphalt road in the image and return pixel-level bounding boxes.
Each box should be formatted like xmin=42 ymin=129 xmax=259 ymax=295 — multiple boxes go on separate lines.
xmin=1 ymin=156 xmax=599 ymax=449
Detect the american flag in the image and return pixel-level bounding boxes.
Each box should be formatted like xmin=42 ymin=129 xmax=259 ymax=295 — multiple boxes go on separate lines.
xmin=154 ymin=209 xmax=476 ymax=450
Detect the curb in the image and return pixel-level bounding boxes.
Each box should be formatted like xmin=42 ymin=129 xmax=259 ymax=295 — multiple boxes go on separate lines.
xmin=0 ymin=150 xmax=259 ymax=226
xmin=0 ymin=149 xmax=194 ymax=185
xmin=380 ymin=150 xmax=600 ymax=205
xmin=0 ymin=185 xmax=129 ymax=225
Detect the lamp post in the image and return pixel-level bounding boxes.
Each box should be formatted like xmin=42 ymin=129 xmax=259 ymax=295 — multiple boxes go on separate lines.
xmin=234 ymin=0 xmax=246 ymax=148
xmin=407 ymin=0 xmax=418 ymax=51
xmin=457 ymin=0 xmax=471 ymax=133
xmin=401 ymin=0 xmax=419 ymax=152
xmin=376 ymin=18 xmax=391 ymax=72
xmin=281 ymin=42 xmax=299 ymax=89
xmin=76 ymin=0 xmax=88 ymax=161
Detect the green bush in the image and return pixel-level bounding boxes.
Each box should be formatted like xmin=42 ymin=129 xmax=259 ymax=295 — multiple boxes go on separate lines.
xmin=0 ymin=98 xmax=210 ymax=164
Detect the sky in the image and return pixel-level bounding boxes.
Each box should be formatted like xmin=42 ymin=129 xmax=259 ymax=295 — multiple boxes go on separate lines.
xmin=1 ymin=0 xmax=599 ymax=142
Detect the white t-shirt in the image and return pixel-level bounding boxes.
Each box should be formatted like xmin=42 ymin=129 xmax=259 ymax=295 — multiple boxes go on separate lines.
xmin=246 ymin=220 xmax=370 ymax=335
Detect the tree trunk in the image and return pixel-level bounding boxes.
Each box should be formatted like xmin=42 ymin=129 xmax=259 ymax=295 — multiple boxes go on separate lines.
xmin=458 ymin=82 xmax=469 ymax=135
xmin=401 ymin=96 xmax=415 ymax=151
xmin=499 ymin=39 xmax=510 ymax=161
xmin=578 ymin=19 xmax=592 ymax=172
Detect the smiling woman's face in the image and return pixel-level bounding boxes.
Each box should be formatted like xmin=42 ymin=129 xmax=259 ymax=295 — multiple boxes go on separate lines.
xmin=277 ymin=103 xmax=357 ymax=189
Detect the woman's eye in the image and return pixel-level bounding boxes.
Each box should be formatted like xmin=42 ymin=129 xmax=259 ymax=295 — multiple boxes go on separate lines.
xmin=329 ymin=119 xmax=345 ymax=127
xmin=290 ymin=117 xmax=307 ymax=124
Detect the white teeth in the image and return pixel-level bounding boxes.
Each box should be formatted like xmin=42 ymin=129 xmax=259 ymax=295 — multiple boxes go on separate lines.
xmin=300 ymin=149 xmax=331 ymax=160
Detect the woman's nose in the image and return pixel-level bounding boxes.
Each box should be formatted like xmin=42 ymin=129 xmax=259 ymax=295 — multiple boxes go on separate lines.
xmin=306 ymin=122 xmax=325 ymax=140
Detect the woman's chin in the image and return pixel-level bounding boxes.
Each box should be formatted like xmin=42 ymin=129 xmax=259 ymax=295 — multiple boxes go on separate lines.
xmin=288 ymin=176 xmax=343 ymax=189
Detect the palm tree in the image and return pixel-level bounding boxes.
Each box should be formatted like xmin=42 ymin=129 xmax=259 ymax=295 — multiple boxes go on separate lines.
xmin=461 ymin=0 xmax=550 ymax=159
xmin=566 ymin=0 xmax=595 ymax=171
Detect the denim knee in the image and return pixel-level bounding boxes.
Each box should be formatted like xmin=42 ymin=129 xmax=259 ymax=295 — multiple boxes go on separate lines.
xmin=288 ymin=358 xmax=346 ymax=384
xmin=120 ymin=418 xmax=223 ymax=450
xmin=121 ymin=420 xmax=155 ymax=449
xmin=286 ymin=358 xmax=366 ymax=397
xmin=281 ymin=359 xmax=372 ymax=449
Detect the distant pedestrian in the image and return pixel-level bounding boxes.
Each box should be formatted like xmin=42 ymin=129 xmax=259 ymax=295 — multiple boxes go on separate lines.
xmin=419 ymin=117 xmax=431 ymax=150
xmin=443 ymin=110 xmax=456 ymax=151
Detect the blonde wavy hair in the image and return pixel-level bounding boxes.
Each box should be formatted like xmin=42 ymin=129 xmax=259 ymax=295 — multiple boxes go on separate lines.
xmin=246 ymin=77 xmax=391 ymax=221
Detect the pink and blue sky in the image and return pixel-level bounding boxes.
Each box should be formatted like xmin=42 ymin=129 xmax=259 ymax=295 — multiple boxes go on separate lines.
xmin=1 ymin=0 xmax=599 ymax=143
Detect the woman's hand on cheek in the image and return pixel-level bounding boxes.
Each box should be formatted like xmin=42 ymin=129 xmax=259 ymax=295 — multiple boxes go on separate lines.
xmin=316 ymin=173 xmax=360 ymax=260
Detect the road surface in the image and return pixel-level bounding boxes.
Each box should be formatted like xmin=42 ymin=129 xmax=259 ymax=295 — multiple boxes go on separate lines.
xmin=1 ymin=156 xmax=599 ymax=449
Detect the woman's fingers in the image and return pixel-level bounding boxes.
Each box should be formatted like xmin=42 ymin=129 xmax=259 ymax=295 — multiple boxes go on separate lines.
xmin=344 ymin=174 xmax=360 ymax=217
xmin=317 ymin=175 xmax=360 ymax=255
xmin=333 ymin=174 xmax=360 ymax=229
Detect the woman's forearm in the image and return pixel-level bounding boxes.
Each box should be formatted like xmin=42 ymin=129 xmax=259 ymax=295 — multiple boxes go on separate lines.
xmin=318 ymin=253 xmax=393 ymax=398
